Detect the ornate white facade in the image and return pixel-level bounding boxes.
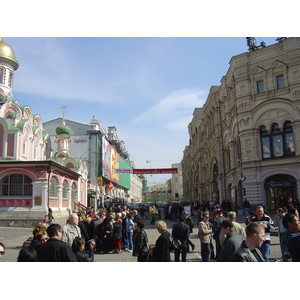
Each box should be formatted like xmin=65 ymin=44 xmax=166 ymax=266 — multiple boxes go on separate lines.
xmin=182 ymin=37 xmax=300 ymax=211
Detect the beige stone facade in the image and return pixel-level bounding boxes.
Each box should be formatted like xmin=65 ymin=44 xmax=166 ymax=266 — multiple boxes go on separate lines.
xmin=182 ymin=37 xmax=300 ymax=211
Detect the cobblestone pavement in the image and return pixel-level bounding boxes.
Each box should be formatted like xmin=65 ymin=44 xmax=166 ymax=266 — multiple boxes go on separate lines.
xmin=0 ymin=210 xmax=282 ymax=262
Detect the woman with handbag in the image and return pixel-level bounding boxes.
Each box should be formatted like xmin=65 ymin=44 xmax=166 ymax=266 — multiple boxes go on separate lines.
xmin=148 ymin=220 xmax=171 ymax=262
xmin=133 ymin=220 xmax=149 ymax=262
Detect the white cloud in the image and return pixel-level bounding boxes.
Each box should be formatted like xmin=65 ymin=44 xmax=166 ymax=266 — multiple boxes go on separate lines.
xmin=132 ymin=88 xmax=207 ymax=130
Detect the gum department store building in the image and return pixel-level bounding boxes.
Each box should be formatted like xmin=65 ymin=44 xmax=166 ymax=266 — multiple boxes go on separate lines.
xmin=182 ymin=37 xmax=300 ymax=212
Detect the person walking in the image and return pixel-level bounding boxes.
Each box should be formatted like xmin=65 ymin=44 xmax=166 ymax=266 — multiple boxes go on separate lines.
xmin=242 ymin=198 xmax=251 ymax=218
xmin=172 ymin=214 xmax=190 ymax=262
xmin=198 ymin=212 xmax=213 ymax=262
xmin=212 ymin=210 xmax=226 ymax=261
xmin=125 ymin=213 xmax=134 ymax=252
xmin=183 ymin=211 xmax=195 ymax=251
xmin=113 ymin=218 xmax=123 ymax=254
xmin=251 ymin=206 xmax=274 ymax=261
xmin=150 ymin=205 xmax=157 ymax=225
xmin=149 ymin=221 xmax=171 ymax=262
xmin=133 ymin=220 xmax=149 ymax=262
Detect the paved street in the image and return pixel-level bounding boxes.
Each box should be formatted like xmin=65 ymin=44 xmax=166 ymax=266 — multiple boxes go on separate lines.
xmin=0 ymin=210 xmax=282 ymax=262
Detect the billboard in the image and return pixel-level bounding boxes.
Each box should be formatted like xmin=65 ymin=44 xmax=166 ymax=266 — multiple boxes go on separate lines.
xmin=51 ymin=135 xmax=89 ymax=161
xmin=102 ymin=137 xmax=120 ymax=184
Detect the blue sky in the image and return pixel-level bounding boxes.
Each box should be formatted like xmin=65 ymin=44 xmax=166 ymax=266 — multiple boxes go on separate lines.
xmin=4 ymin=37 xmax=281 ymax=184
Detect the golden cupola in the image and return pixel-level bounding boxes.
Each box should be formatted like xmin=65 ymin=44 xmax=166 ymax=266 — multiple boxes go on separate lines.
xmin=0 ymin=37 xmax=19 ymax=70
xmin=0 ymin=38 xmax=19 ymax=99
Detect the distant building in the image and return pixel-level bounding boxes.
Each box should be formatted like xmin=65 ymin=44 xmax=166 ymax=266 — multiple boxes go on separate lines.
xmin=43 ymin=121 xmax=144 ymax=208
xmin=146 ymin=181 xmax=171 ymax=203
xmin=182 ymin=37 xmax=300 ymax=211
xmin=171 ymin=163 xmax=183 ymax=201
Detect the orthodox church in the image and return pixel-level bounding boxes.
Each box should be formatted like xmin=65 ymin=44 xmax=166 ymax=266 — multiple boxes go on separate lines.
xmin=0 ymin=38 xmax=88 ymax=226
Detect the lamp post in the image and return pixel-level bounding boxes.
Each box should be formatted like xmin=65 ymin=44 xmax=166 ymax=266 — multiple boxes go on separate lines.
xmin=146 ymin=160 xmax=156 ymax=185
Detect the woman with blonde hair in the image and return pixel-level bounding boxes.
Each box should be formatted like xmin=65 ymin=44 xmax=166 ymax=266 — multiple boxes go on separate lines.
xmin=149 ymin=220 xmax=171 ymax=262
xmin=22 ymin=223 xmax=49 ymax=248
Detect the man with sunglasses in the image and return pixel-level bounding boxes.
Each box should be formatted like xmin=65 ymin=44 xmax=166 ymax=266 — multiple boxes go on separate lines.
xmin=198 ymin=212 xmax=213 ymax=262
xmin=38 ymin=224 xmax=77 ymax=262
xmin=0 ymin=242 xmax=5 ymax=258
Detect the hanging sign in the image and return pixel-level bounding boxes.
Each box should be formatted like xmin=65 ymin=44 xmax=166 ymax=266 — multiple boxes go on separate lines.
xmin=114 ymin=168 xmax=178 ymax=174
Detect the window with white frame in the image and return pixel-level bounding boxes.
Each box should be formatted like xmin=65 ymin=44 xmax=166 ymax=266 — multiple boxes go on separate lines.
xmin=0 ymin=174 xmax=32 ymax=196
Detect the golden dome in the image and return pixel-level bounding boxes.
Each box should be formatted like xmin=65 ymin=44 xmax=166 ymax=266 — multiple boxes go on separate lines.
xmin=0 ymin=37 xmax=19 ymax=70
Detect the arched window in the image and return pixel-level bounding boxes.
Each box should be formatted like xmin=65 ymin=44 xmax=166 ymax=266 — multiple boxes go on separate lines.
xmin=260 ymin=122 xmax=295 ymax=159
xmin=8 ymin=70 xmax=13 ymax=88
xmin=62 ymin=180 xmax=68 ymax=199
xmin=49 ymin=176 xmax=59 ymax=198
xmin=0 ymin=67 xmax=5 ymax=84
xmin=71 ymin=182 xmax=78 ymax=204
xmin=0 ymin=174 xmax=32 ymax=196
xmin=271 ymin=124 xmax=283 ymax=157
xmin=284 ymin=121 xmax=295 ymax=156
xmin=261 ymin=126 xmax=271 ymax=158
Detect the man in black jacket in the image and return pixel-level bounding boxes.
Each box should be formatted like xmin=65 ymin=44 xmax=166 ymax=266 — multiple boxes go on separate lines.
xmin=213 ymin=210 xmax=226 ymax=261
xmin=219 ymin=220 xmax=244 ymax=262
xmin=183 ymin=211 xmax=195 ymax=251
xmin=38 ymin=224 xmax=77 ymax=262
xmin=172 ymin=214 xmax=190 ymax=262
xmin=232 ymin=222 xmax=265 ymax=262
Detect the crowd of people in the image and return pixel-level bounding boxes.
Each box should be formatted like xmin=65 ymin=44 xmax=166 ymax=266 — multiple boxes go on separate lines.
xmin=9 ymin=204 xmax=147 ymax=262
xmin=1 ymin=198 xmax=300 ymax=262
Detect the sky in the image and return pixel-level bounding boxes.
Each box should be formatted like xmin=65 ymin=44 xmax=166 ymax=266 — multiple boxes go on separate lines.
xmin=3 ymin=36 xmax=282 ymax=185
xmin=2 ymin=1 xmax=296 ymax=186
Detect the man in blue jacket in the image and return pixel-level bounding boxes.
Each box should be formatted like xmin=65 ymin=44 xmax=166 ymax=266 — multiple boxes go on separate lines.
xmin=282 ymin=212 xmax=300 ymax=262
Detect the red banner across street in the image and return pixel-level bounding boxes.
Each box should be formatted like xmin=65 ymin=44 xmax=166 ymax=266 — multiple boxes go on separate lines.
xmin=114 ymin=168 xmax=178 ymax=174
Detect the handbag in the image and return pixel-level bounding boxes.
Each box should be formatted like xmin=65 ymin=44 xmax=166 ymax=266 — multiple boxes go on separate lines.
xmin=140 ymin=231 xmax=149 ymax=257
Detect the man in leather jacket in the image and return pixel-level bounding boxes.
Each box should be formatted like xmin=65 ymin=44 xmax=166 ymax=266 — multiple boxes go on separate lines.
xmin=38 ymin=224 xmax=77 ymax=262
xmin=232 ymin=222 xmax=265 ymax=262
xmin=172 ymin=214 xmax=189 ymax=262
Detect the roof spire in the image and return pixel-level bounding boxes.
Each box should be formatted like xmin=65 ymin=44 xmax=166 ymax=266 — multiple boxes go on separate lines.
xmin=61 ymin=105 xmax=67 ymax=124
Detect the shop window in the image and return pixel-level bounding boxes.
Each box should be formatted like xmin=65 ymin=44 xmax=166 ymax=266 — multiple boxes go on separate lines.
xmin=272 ymin=124 xmax=283 ymax=157
xmin=260 ymin=121 xmax=295 ymax=159
xmin=261 ymin=126 xmax=271 ymax=158
xmin=284 ymin=121 xmax=295 ymax=156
